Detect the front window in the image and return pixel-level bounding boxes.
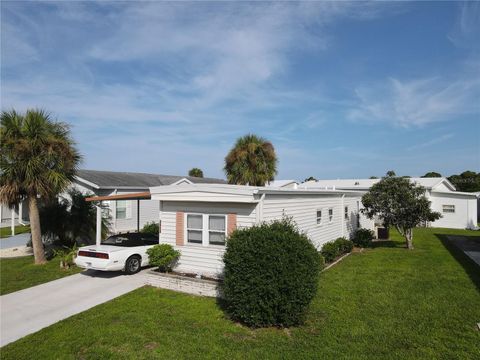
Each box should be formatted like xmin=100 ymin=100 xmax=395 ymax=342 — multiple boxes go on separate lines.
xmin=344 ymin=206 xmax=349 ymax=220
xmin=329 ymin=208 xmax=333 ymax=222
xmin=442 ymin=205 xmax=455 ymax=213
xmin=187 ymin=214 xmax=203 ymax=244
xmin=116 ymin=200 xmax=127 ymax=219
xmin=186 ymin=213 xmax=227 ymax=246
xmin=209 ymin=215 xmax=226 ymax=245
xmin=316 ymin=210 xmax=322 ymax=225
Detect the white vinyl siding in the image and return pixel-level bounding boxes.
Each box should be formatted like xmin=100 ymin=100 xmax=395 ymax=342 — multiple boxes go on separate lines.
xmin=160 ymin=201 xmax=256 ymax=276
xmin=262 ymin=194 xmax=361 ymax=249
xmin=428 ymin=193 xmax=477 ymax=229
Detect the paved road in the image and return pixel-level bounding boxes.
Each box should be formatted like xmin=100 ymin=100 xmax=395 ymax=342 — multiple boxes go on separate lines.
xmin=0 ymin=269 xmax=146 ymax=347
xmin=0 ymin=233 xmax=30 ymax=249
xmin=447 ymin=235 xmax=480 ymax=267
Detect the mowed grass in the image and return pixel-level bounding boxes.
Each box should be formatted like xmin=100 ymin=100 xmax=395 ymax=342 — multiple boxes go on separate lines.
xmin=0 ymin=256 xmax=82 ymax=295
xmin=2 ymin=228 xmax=480 ymax=359
xmin=0 ymin=225 xmax=30 ymax=238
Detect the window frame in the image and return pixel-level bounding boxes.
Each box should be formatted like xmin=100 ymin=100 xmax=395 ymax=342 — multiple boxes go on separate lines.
xmin=116 ymin=200 xmax=128 ymax=220
xmin=442 ymin=205 xmax=455 ymax=213
xmin=186 ymin=213 xmax=204 ymax=244
xmin=184 ymin=213 xmax=228 ymax=247
xmin=344 ymin=206 xmax=349 ymax=220
xmin=328 ymin=208 xmax=333 ymax=223
xmin=316 ymin=209 xmax=322 ymax=225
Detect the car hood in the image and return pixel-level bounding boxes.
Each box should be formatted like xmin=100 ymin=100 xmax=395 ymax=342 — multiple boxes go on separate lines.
xmin=78 ymin=245 xmax=128 ymax=253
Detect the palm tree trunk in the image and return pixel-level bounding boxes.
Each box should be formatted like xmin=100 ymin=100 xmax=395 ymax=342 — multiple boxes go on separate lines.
xmin=28 ymin=196 xmax=46 ymax=264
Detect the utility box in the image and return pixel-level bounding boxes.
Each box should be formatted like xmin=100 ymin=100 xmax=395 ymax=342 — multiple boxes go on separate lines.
xmin=377 ymin=227 xmax=389 ymax=240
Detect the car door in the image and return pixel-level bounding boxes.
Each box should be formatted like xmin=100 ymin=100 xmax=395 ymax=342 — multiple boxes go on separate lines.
xmin=132 ymin=233 xmax=156 ymax=266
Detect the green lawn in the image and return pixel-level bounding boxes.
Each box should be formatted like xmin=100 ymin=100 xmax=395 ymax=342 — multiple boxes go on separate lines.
xmin=0 ymin=225 xmax=30 ymax=238
xmin=2 ymin=228 xmax=480 ymax=359
xmin=0 ymin=256 xmax=82 ymax=295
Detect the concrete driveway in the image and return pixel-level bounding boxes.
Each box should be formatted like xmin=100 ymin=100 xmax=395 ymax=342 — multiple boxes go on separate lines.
xmin=0 ymin=233 xmax=30 ymax=249
xmin=0 ymin=269 xmax=146 ymax=347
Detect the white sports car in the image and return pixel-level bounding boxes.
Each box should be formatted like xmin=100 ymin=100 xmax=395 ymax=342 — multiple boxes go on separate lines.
xmin=75 ymin=233 xmax=159 ymax=274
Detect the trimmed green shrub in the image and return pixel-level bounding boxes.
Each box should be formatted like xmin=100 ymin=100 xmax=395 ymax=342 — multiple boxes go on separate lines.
xmin=146 ymin=244 xmax=180 ymax=272
xmin=321 ymin=242 xmax=341 ymax=263
xmin=222 ymin=219 xmax=322 ymax=327
xmin=141 ymin=222 xmax=159 ymax=236
xmin=321 ymin=238 xmax=354 ymax=264
xmin=335 ymin=237 xmax=354 ymax=254
xmin=353 ymin=228 xmax=375 ymax=248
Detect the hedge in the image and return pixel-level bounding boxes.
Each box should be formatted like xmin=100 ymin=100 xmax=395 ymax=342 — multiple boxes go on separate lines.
xmin=222 ymin=219 xmax=322 ymax=327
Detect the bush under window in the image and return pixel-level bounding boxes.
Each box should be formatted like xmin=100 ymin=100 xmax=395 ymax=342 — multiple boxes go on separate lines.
xmin=320 ymin=237 xmax=354 ymax=263
xmin=353 ymin=228 xmax=375 ymax=248
xmin=222 ymin=219 xmax=322 ymax=328
xmin=147 ymin=244 xmax=180 ymax=272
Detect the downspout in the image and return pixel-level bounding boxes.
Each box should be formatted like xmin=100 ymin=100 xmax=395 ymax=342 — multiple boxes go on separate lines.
xmin=341 ymin=194 xmax=345 ymax=237
xmin=256 ymin=193 xmax=266 ymax=224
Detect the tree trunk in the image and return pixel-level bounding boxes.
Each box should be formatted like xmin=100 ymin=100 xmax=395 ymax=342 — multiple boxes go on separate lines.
xmin=405 ymin=228 xmax=414 ymax=250
xmin=28 ymin=196 xmax=47 ymax=264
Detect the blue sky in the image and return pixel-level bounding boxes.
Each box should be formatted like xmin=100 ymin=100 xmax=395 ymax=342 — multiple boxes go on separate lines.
xmin=1 ymin=1 xmax=479 ymax=180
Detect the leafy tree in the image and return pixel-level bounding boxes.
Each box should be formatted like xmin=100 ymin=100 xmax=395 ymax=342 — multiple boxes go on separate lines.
xmin=422 ymin=171 xmax=442 ymax=178
xmin=385 ymin=170 xmax=396 ymax=177
xmin=188 ymin=168 xmax=204 ymax=178
xmin=39 ymin=188 xmax=110 ymax=247
xmin=448 ymin=171 xmax=480 ymax=192
xmin=224 ymin=134 xmax=277 ymax=186
xmin=0 ymin=109 xmax=81 ymax=264
xmin=304 ymin=176 xmax=317 ymax=182
xmin=361 ymin=177 xmax=441 ymax=250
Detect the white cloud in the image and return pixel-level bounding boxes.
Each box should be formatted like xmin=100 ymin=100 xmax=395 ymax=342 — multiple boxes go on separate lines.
xmin=348 ymin=76 xmax=480 ymax=127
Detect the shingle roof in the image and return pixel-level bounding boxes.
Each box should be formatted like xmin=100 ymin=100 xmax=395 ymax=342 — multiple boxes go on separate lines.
xmin=76 ymin=169 xmax=226 ymax=189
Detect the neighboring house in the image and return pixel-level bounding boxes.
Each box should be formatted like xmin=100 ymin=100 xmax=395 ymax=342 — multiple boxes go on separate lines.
xmin=87 ymin=183 xmax=371 ymax=276
xmin=302 ymin=177 xmax=478 ymax=230
xmin=0 ymin=202 xmax=29 ymax=229
xmin=71 ymin=169 xmax=226 ymax=234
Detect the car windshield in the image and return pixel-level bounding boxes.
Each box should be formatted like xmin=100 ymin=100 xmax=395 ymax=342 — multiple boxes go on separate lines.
xmin=101 ymin=233 xmax=158 ymax=247
xmin=101 ymin=235 xmax=141 ymax=247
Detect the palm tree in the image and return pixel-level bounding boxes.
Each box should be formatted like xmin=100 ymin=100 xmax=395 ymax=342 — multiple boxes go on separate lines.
xmin=0 ymin=109 xmax=81 ymax=264
xmin=224 ymin=134 xmax=277 ymax=186
xmin=188 ymin=168 xmax=204 ymax=178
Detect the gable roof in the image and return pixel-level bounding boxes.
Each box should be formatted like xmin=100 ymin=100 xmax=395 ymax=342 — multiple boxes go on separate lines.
xmin=303 ymin=177 xmax=456 ymax=191
xmin=75 ymin=169 xmax=226 ymax=189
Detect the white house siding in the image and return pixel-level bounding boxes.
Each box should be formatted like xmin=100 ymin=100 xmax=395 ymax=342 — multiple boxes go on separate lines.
xmin=261 ymin=194 xmax=362 ymax=249
xmin=160 ymin=201 xmax=257 ymax=276
xmin=428 ymin=192 xmax=477 ymax=229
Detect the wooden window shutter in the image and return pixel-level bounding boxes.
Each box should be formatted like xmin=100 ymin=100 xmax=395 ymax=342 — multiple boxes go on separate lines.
xmin=227 ymin=213 xmax=237 ymax=236
xmin=176 ymin=212 xmax=184 ymax=246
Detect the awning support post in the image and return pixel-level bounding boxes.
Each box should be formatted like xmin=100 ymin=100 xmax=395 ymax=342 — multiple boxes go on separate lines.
xmin=11 ymin=205 xmax=16 ymax=236
xmin=96 ymin=203 xmax=102 ymax=246
xmin=137 ymin=199 xmax=140 ymax=232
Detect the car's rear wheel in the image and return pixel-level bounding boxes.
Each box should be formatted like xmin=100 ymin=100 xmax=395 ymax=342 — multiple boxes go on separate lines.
xmin=125 ymin=255 xmax=141 ymax=275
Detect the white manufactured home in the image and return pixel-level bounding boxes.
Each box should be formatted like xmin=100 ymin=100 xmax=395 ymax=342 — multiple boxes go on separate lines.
xmin=303 ymin=177 xmax=478 ymax=230
xmin=87 ymin=184 xmax=370 ymax=277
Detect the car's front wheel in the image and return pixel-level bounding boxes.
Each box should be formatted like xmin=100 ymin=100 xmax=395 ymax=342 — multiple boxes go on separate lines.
xmin=125 ymin=255 xmax=142 ymax=275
